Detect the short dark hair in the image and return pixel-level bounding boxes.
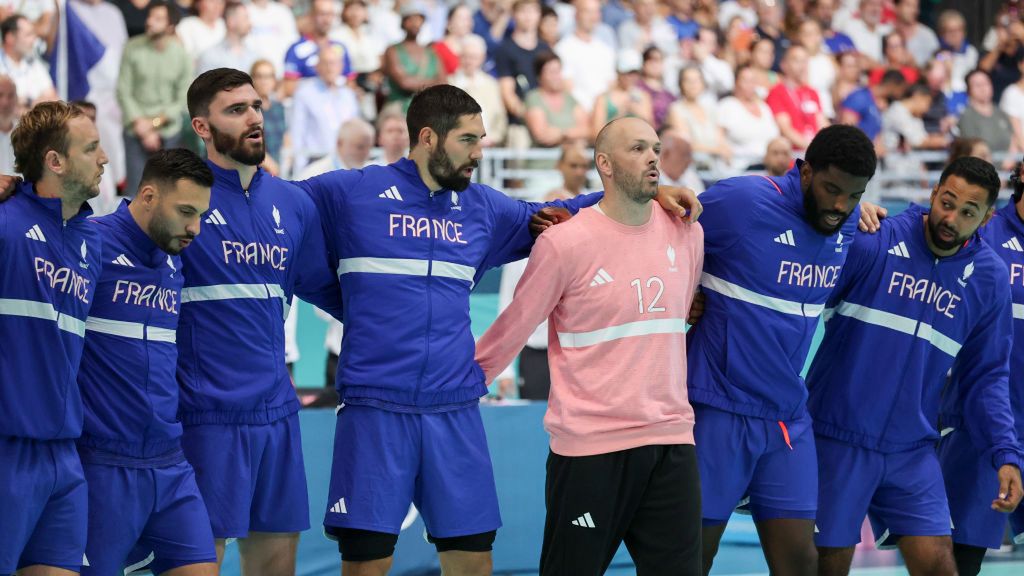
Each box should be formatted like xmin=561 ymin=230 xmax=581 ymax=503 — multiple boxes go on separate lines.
xmin=939 ymin=156 xmax=1001 ymax=206
xmin=71 ymin=100 xmax=97 ymax=114
xmin=880 ymin=69 xmax=908 ymax=86
xmin=947 ymin=137 xmax=987 ymax=165
xmin=187 ymin=68 xmax=255 ymax=118
xmin=12 ymin=101 xmax=86 ymax=183
xmin=140 ymin=148 xmax=215 ymax=192
xmin=964 ymin=68 xmax=990 ymax=94
xmin=146 ymin=0 xmax=180 ymax=26
xmin=533 ymin=50 xmax=560 ymax=79
xmin=804 ymin=124 xmax=877 ymax=179
xmin=405 ymin=84 xmax=482 ymax=147
xmin=223 ymin=1 xmax=246 ymax=20
xmin=903 ymin=81 xmax=932 ymax=100
xmin=0 ymin=15 xmax=25 ymax=43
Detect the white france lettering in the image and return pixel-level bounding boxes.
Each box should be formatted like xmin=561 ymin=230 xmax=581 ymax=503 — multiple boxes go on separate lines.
xmin=32 ymin=257 xmax=91 ymax=304
xmin=221 ymin=240 xmax=288 ymax=271
xmin=1012 ymin=263 xmax=1023 ymax=286
xmin=776 ymin=261 xmax=840 ymax=288
xmin=388 ymin=213 xmax=468 ymax=245
xmin=885 ymin=271 xmax=961 ymax=319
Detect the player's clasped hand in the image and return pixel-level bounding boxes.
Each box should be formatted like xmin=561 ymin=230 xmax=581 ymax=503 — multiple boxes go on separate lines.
xmin=857 ymin=200 xmax=888 ymax=233
xmin=0 ymin=174 xmax=20 ymax=201
xmin=687 ymin=291 xmax=705 ymax=325
xmin=992 ymin=464 xmax=1023 ymax=513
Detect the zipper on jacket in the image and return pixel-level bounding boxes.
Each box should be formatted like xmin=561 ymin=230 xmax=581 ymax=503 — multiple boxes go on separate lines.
xmin=414 ymin=190 xmax=442 ymax=404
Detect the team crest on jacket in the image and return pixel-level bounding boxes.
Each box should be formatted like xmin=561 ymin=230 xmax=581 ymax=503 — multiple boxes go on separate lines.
xmin=167 ymin=255 xmax=176 ymax=277
xmin=79 ymin=240 xmax=89 ymax=269
xmin=667 ymin=245 xmax=677 ymax=271
xmin=272 ymin=205 xmax=285 ymax=234
xmin=957 ymin=261 xmax=975 ymax=288
xmin=451 ymin=191 xmax=462 ymax=212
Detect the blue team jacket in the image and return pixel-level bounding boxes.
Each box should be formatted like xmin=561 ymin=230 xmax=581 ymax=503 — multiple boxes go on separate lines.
xmin=296 ymin=158 xmax=598 ymax=411
xmin=76 ymin=202 xmax=185 ymax=465
xmin=806 ymin=204 xmax=1021 ymax=469
xmin=0 ymin=183 xmax=102 ymax=440
xmin=940 ymin=201 xmax=1024 ymax=466
xmin=176 ymin=163 xmax=343 ymax=425
xmin=686 ymin=162 xmax=858 ymax=422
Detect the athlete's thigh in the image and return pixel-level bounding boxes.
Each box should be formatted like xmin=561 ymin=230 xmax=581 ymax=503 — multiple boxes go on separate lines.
xmin=249 ymin=414 xmax=309 ymax=534
xmin=0 ymin=437 xmax=53 ymax=575
xmin=938 ymin=430 xmax=1007 ymax=549
xmin=416 ymin=405 xmax=501 ymax=538
xmin=324 ymin=404 xmax=419 ymax=535
xmin=869 ymin=446 xmax=951 ymax=549
xmin=19 ymin=442 xmax=88 ymax=575
xmin=692 ymin=406 xmax=762 ymax=524
xmin=80 ymin=464 xmax=148 ymax=576
xmin=748 ymin=420 xmax=818 ymax=522
xmin=814 ymin=436 xmax=884 ymax=548
xmin=181 ymin=423 xmax=253 ymax=539
xmin=141 ymin=462 xmax=217 ymax=576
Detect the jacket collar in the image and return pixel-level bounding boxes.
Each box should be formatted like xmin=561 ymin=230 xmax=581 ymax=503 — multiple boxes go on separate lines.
xmin=206 ymin=160 xmax=264 ymax=194
xmin=18 ymin=181 xmax=93 ymax=223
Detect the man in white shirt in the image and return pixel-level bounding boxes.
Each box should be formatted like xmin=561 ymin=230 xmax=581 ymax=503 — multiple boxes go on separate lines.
xmin=893 ymin=0 xmax=939 ymax=68
xmin=246 ymin=0 xmax=298 ymax=78
xmin=289 ymin=45 xmax=360 ymax=173
xmin=0 ymin=14 xmax=55 ymax=108
xmin=840 ymin=0 xmax=891 ymax=65
xmin=198 ymin=2 xmax=258 ymax=74
xmin=618 ymin=0 xmax=676 ymax=57
xmin=450 ymin=34 xmax=507 ymax=146
xmin=176 ymin=0 xmax=226 ymax=62
xmin=555 ymin=0 xmax=615 ymax=113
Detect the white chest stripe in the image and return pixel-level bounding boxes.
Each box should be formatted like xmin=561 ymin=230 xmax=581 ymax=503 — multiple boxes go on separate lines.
xmin=85 ymin=316 xmax=177 ymax=343
xmin=700 ymin=272 xmax=825 ymax=317
xmin=338 ymin=257 xmax=476 ymax=287
xmin=181 ymin=283 xmax=290 ymax=320
xmin=825 ymin=300 xmax=963 ymax=357
xmin=1013 ymin=303 xmax=1023 ymax=320
xmin=557 ymin=318 xmax=688 ymax=349
xmin=0 ymin=297 xmax=86 ymax=337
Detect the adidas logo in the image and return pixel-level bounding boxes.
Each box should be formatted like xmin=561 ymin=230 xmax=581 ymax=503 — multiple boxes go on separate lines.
xmin=773 ymin=230 xmax=796 ymax=246
xmin=589 ymin=268 xmax=614 ymax=286
xmin=887 ymin=241 xmax=910 ymax=258
xmin=1003 ymin=237 xmax=1023 ymax=252
xmin=329 ymin=498 xmax=348 ymax=514
xmin=111 ymin=254 xmax=134 ymax=267
xmin=379 ymin=185 xmax=403 ymax=201
xmin=204 ymin=209 xmax=227 ymax=225
xmin=25 ymin=224 xmax=46 ymax=242
xmin=571 ymin=512 xmax=596 ymax=528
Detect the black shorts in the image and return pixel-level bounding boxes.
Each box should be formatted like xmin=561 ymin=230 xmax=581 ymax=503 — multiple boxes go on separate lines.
xmin=540 ymin=444 xmax=702 ymax=576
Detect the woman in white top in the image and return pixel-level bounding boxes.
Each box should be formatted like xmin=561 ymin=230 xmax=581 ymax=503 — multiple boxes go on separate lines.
xmin=999 ymin=57 xmax=1024 ymax=155
xmin=331 ymin=0 xmax=386 ymax=74
xmin=796 ymin=18 xmax=837 ymax=120
xmin=717 ymin=65 xmax=780 ymax=172
xmin=665 ymin=65 xmax=732 ymax=168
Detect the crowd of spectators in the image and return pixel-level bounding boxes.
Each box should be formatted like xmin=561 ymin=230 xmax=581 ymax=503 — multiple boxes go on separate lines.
xmin=0 ymin=0 xmax=1020 ymax=211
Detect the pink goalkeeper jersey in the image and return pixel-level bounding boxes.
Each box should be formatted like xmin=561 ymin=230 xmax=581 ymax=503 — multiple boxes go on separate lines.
xmin=475 ymin=204 xmax=704 ymax=456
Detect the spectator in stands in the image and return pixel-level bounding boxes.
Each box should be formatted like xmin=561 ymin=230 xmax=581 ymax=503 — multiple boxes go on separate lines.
xmin=921 ymin=56 xmax=960 ymax=141
xmin=666 ymin=0 xmax=699 ymax=41
xmin=434 ymin=4 xmax=474 ymax=75
xmin=117 ymin=0 xmax=191 ymax=195
xmin=552 ymin=0 xmax=617 ymax=50
xmin=197 ymin=2 xmax=257 ymax=74
xmin=810 ymin=0 xmax=855 ymax=55
xmin=618 ymin=0 xmax=676 ymax=56
xmin=451 ymin=34 xmax=508 ymax=146
xmin=749 ymin=37 xmax=780 ymax=98
xmin=112 ymin=0 xmax=150 ymax=38
xmin=893 ymin=0 xmax=938 ymax=67
xmin=496 ymin=0 xmax=547 ymax=149
xmin=839 ymin=69 xmax=907 ymax=151
xmin=694 ymin=26 xmax=734 ymax=97
xmin=332 ymin=0 xmax=385 ymax=76
xmin=473 ymin=0 xmax=512 ymax=62
xmin=544 ymin=140 xmax=590 ymax=200
xmin=250 ymin=59 xmax=285 ymax=176
xmin=763 ymin=135 xmax=793 ymax=176
xmin=718 ymin=65 xmax=781 ymax=171
xmin=638 ymin=46 xmax=674 ymax=131
xmin=978 ymin=14 xmax=1024 ymax=102
xmin=937 ymin=9 xmax=977 ymax=94
xmin=666 ymin=65 xmax=731 ymax=167
xmin=298 ymin=117 xmax=375 ymax=180
xmin=782 ymin=0 xmax=810 ymax=38
xmin=882 ymin=82 xmax=947 ymax=152
xmin=555 ymin=0 xmax=615 ymax=114
xmin=659 ymin=130 xmax=704 ymax=192
xmin=693 ymin=0 xmax=720 ymax=30
xmin=247 ymin=0 xmax=298 ymax=77
xmin=755 ymin=0 xmax=788 ymax=71
xmin=0 ymin=75 xmax=14 ymax=175
xmin=590 ymin=50 xmax=653 ymax=141
xmin=840 ymin=0 xmax=890 ymax=65
xmin=832 ymin=49 xmax=862 ymax=108
xmin=524 ymin=51 xmax=589 ymax=147
xmin=718 ymin=0 xmax=758 ymax=30
xmin=796 ymin=18 xmax=837 ymax=118
xmin=283 ymin=0 xmax=352 ymax=97
xmin=538 ymin=4 xmax=560 ymax=47
xmin=382 ymin=2 xmax=446 ymax=112
xmin=869 ymin=31 xmax=920 ymax=86
xmin=176 ymin=0 xmax=226 ymax=63
xmin=374 ymin=108 xmax=409 ymax=164
xmin=291 ymin=45 xmax=360 ymax=173
xmin=948 ymin=136 xmax=992 ymax=164
xmin=767 ymin=45 xmax=828 ymax=151
xmin=0 ymin=14 xmax=55 ymax=108
xmin=1001 ymin=56 xmax=1024 ymax=153
xmin=958 ymin=68 xmax=1018 ymax=168
xmin=602 ymin=0 xmax=631 ymax=32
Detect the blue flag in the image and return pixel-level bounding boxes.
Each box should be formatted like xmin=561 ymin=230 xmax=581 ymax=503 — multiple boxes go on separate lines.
xmin=49 ymin=1 xmax=106 ymax=101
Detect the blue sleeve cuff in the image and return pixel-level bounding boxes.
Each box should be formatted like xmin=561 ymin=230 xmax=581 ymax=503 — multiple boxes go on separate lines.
xmin=993 ymin=449 xmax=1024 ymax=471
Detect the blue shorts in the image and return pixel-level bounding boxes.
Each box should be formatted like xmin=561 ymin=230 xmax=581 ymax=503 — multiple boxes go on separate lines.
xmin=0 ymin=437 xmax=87 ymax=574
xmin=815 ymin=436 xmax=951 ymax=548
xmin=181 ymin=413 xmax=309 ymax=538
xmin=694 ymin=405 xmax=818 ymax=524
xmin=81 ymin=460 xmax=216 ymax=575
xmin=938 ymin=429 xmax=1024 ymax=549
xmin=324 ymin=404 xmax=502 ymax=538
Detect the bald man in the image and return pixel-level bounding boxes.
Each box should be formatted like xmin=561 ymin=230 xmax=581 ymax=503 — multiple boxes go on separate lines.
xmin=763 ymin=136 xmax=793 ymax=177
xmin=476 ymin=117 xmax=704 ymax=575
xmin=659 ymin=131 xmax=704 ymax=193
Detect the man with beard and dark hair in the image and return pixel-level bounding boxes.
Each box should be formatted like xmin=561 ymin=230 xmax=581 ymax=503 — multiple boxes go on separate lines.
xmin=807 ymin=156 xmax=1022 ymax=576
xmin=475 ymin=117 xmax=704 ymax=576
xmin=292 ymin=84 xmax=701 ymax=575
xmin=75 ymin=149 xmax=219 ymax=576
xmin=175 ymin=68 xmax=344 ymax=576
xmin=685 ymin=124 xmax=875 ymax=576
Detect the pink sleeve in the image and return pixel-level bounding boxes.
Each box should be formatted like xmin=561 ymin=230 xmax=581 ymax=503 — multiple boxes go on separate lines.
xmin=475 ymin=233 xmax=568 ymax=384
